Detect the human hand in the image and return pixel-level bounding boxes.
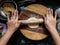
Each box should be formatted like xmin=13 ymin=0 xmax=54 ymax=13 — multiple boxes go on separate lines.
xmin=44 ymin=8 xmax=57 ymax=31
xmin=7 ymin=10 xmax=20 ymax=32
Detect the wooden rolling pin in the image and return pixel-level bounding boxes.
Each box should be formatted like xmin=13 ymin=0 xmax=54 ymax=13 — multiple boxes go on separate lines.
xmin=19 ymin=18 xmax=43 ymax=24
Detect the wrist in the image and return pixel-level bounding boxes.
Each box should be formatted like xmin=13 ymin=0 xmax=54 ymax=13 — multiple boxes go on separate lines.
xmin=48 ymin=28 xmax=59 ymax=36
xmin=48 ymin=27 xmax=57 ymax=32
xmin=7 ymin=29 xmax=15 ymax=34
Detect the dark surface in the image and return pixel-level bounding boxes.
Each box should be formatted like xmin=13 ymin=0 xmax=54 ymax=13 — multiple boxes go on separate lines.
xmin=7 ymin=30 xmax=54 ymax=45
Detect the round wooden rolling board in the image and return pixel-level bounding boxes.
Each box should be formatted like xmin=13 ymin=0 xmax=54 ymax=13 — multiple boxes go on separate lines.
xmin=19 ymin=4 xmax=48 ymax=40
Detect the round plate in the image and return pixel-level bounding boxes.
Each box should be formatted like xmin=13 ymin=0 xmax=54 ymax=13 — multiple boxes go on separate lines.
xmin=19 ymin=4 xmax=48 ymax=40
xmin=0 ymin=1 xmax=17 ymax=21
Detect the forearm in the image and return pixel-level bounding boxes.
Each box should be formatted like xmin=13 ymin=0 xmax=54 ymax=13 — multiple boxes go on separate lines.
xmin=0 ymin=9 xmax=20 ymax=45
xmin=0 ymin=29 xmax=15 ymax=45
xmin=48 ymin=28 xmax=60 ymax=45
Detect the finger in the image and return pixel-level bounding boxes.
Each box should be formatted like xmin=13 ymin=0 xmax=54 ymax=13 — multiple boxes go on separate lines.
xmin=55 ymin=11 xmax=57 ymax=19
xmin=18 ymin=20 xmax=25 ymax=25
xmin=43 ymin=15 xmax=47 ymax=23
xmin=11 ymin=10 xmax=17 ymax=20
xmin=12 ymin=11 xmax=14 ymax=16
xmin=47 ymin=8 xmax=53 ymax=18
xmin=46 ymin=8 xmax=48 ymax=18
xmin=46 ymin=8 xmax=50 ymax=18
xmin=11 ymin=11 xmax=14 ymax=20
xmin=46 ymin=13 xmax=49 ymax=18
xmin=13 ymin=10 xmax=16 ymax=19
xmin=44 ymin=16 xmax=47 ymax=25
xmin=42 ymin=14 xmax=45 ymax=20
xmin=7 ymin=15 xmax=10 ymax=21
xmin=13 ymin=10 xmax=18 ymax=22
xmin=18 ymin=20 xmax=27 ymax=23
xmin=47 ymin=8 xmax=51 ymax=14
xmin=50 ymin=9 xmax=54 ymax=18
xmin=13 ymin=10 xmax=18 ymax=20
xmin=16 ymin=9 xmax=18 ymax=20
xmin=17 ymin=21 xmax=21 ymax=26
xmin=51 ymin=9 xmax=53 ymax=15
xmin=46 ymin=9 xmax=49 ymax=19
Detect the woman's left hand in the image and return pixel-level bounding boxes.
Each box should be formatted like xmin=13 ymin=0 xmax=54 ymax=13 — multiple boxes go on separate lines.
xmin=44 ymin=8 xmax=57 ymax=31
xmin=7 ymin=10 xmax=20 ymax=32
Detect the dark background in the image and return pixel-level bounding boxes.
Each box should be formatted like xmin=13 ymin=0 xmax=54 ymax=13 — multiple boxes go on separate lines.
xmin=0 ymin=0 xmax=60 ymax=45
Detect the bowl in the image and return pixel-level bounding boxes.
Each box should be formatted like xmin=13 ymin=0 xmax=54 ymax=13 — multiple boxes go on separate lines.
xmin=0 ymin=1 xmax=18 ymax=21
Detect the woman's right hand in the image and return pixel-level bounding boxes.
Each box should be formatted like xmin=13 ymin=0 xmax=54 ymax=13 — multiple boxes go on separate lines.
xmin=7 ymin=10 xmax=21 ymax=32
xmin=43 ymin=8 xmax=60 ymax=45
xmin=44 ymin=8 xmax=57 ymax=31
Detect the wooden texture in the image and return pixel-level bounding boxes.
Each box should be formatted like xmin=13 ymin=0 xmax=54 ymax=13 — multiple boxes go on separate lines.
xmin=19 ymin=4 xmax=48 ymax=40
